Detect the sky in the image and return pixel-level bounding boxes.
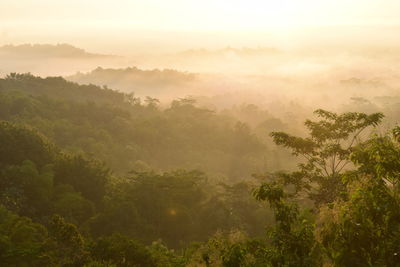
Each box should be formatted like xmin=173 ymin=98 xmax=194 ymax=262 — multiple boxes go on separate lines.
xmin=1 ymin=0 xmax=400 ymax=53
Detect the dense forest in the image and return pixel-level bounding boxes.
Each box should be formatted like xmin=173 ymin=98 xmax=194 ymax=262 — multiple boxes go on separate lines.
xmin=1 ymin=72 xmax=400 ymax=266
xmin=0 ymin=73 xmax=291 ymax=179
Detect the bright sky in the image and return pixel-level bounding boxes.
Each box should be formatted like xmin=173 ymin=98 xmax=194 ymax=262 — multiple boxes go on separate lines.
xmin=2 ymin=0 xmax=400 ymax=31
xmin=1 ymin=0 xmax=400 ymax=52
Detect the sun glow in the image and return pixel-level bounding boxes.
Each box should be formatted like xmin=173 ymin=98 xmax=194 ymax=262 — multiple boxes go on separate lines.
xmin=141 ymin=0 xmax=323 ymax=31
xmin=203 ymin=0 xmax=306 ymax=29
xmin=3 ymin=0 xmax=400 ymax=32
xmin=2 ymin=0 xmax=400 ymax=49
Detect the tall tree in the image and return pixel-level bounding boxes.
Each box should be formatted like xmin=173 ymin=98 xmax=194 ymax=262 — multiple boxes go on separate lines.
xmin=270 ymin=109 xmax=383 ymax=206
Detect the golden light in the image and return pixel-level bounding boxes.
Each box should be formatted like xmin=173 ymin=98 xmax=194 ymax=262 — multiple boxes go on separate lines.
xmin=168 ymin=209 xmax=177 ymax=216
xmin=2 ymin=0 xmax=400 ymax=47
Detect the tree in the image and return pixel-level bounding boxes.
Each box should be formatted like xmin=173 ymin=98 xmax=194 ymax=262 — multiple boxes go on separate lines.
xmin=0 ymin=205 xmax=50 ymax=266
xmin=0 ymin=121 xmax=55 ymax=168
xmin=54 ymin=154 xmax=109 ymax=206
xmin=144 ymin=97 xmax=160 ymax=110
xmin=53 ymin=186 xmax=95 ymax=225
xmin=0 ymin=160 xmax=53 ymax=218
xmin=47 ymin=215 xmax=89 ymax=266
xmin=254 ymin=181 xmax=321 ymax=267
xmin=320 ymin=131 xmax=400 ymax=266
xmin=89 ymin=234 xmax=157 ymax=267
xmin=94 ymin=170 xmax=208 ymax=247
xmin=270 ymin=109 xmax=383 ymax=206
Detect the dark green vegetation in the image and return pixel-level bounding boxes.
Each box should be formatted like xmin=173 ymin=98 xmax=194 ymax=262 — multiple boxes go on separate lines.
xmin=1 ymin=73 xmax=400 ymax=266
xmin=0 ymin=73 xmax=275 ymax=180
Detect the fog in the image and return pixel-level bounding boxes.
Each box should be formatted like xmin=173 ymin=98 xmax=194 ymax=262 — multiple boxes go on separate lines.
xmin=2 ymin=27 xmax=400 ymax=125
xmin=2 ymin=1 xmax=400 ymax=264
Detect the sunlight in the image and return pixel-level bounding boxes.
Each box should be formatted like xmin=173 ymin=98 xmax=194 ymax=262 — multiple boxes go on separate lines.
xmin=220 ymin=0 xmax=300 ymax=27
xmin=184 ymin=0 xmax=310 ymax=31
xmin=2 ymin=0 xmax=400 ymax=265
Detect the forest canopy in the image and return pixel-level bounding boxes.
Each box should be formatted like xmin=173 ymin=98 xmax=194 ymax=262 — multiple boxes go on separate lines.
xmin=0 ymin=73 xmax=399 ymax=266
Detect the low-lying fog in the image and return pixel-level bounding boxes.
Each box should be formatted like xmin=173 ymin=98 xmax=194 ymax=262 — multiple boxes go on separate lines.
xmin=1 ymin=27 xmax=400 ymax=131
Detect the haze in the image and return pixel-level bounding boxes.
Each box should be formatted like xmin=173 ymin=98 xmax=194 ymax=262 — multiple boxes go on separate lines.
xmin=2 ymin=0 xmax=400 ymax=265
xmin=2 ymin=0 xmax=400 ymax=53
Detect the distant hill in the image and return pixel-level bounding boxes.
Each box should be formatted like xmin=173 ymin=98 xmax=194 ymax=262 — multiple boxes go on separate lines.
xmin=0 ymin=43 xmax=114 ymax=59
xmin=67 ymin=66 xmax=197 ymax=95
xmin=0 ymin=44 xmax=122 ymax=77
xmin=0 ymin=72 xmax=128 ymax=105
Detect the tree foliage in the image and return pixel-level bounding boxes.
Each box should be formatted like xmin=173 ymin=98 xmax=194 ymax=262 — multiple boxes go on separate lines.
xmin=270 ymin=109 xmax=383 ymax=205
xmin=1 ymin=73 xmax=399 ymax=266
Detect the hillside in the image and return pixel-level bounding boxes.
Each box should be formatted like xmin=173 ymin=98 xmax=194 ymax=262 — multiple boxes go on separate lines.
xmin=0 ymin=43 xmax=113 ymax=59
xmin=0 ymin=73 xmax=281 ymax=179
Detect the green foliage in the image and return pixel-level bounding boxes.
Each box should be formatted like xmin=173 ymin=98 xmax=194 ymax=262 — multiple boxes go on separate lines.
xmin=3 ymin=74 xmax=399 ymax=267
xmin=1 ymin=73 xmax=126 ymax=105
xmin=91 ymin=170 xmax=209 ymax=247
xmin=185 ymin=231 xmax=272 ymax=267
xmin=53 ymin=187 xmax=95 ymax=224
xmin=320 ymin=180 xmax=400 ymax=266
xmin=0 ymin=160 xmax=53 ymax=218
xmin=54 ymin=154 xmax=109 ymax=205
xmin=270 ymin=109 xmax=383 ymax=206
xmin=0 ymin=205 xmax=50 ymax=266
xmin=0 ymin=74 xmax=267 ymax=179
xmin=0 ymin=121 xmax=55 ymax=167
xmin=148 ymin=240 xmax=187 ymax=267
xmin=89 ymin=234 xmax=157 ymax=267
xmin=320 ymin=134 xmax=400 ymax=266
xmin=254 ymin=181 xmax=321 ymax=267
xmin=0 ymin=121 xmax=108 ymax=228
xmin=250 ymin=110 xmax=400 ymax=266
xmin=47 ymin=214 xmax=89 ymax=266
